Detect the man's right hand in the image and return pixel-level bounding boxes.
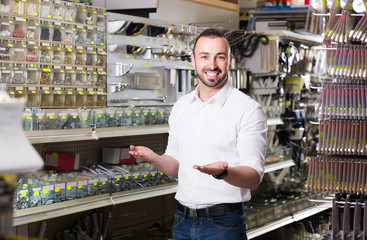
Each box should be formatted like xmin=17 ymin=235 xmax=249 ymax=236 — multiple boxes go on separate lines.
xmin=129 ymin=145 xmax=159 ymax=163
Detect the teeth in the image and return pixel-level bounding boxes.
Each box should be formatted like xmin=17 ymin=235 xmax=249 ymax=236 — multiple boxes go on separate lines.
xmin=206 ymin=72 xmax=218 ymax=77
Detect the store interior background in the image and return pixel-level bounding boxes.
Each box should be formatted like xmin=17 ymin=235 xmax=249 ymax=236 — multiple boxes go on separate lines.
xmin=1 ymin=0 xmax=362 ymax=239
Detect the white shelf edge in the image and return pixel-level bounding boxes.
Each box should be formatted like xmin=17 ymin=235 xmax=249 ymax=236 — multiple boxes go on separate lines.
xmin=25 ymin=125 xmax=169 ymax=144
xmin=247 ymin=202 xmax=331 ymax=239
xmin=247 ymin=216 xmax=294 ymax=239
xmin=267 ymin=118 xmax=284 ymax=126
xmin=95 ymin=125 xmax=169 ymax=139
xmin=13 ymin=183 xmax=177 ymax=226
xmin=292 ymin=202 xmax=332 ymax=222
xmin=257 ymin=30 xmax=323 ymax=45
xmin=264 ymin=159 xmax=295 ymax=173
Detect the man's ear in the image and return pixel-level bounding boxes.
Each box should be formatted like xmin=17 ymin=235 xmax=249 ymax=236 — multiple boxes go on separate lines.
xmin=229 ymin=54 xmax=233 ymax=69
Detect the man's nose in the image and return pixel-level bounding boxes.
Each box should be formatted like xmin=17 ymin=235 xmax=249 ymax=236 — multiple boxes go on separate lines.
xmin=208 ymin=57 xmax=217 ymax=69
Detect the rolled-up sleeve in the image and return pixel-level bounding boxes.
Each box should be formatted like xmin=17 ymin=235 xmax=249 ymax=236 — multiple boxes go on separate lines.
xmin=237 ymin=106 xmax=268 ymax=181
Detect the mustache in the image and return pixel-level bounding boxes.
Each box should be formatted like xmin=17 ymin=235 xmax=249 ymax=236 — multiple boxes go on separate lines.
xmin=204 ymin=67 xmax=222 ymax=73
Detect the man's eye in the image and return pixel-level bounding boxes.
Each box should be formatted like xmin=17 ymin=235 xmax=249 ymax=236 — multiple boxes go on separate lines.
xmin=201 ymin=56 xmax=208 ymax=59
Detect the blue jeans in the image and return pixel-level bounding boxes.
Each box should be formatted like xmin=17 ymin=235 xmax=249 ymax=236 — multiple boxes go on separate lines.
xmin=173 ymin=207 xmax=247 ymax=240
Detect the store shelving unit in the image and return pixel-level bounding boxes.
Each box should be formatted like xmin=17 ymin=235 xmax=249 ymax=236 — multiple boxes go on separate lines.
xmin=25 ymin=125 xmax=169 ymax=144
xmin=247 ymin=202 xmax=331 ymax=239
xmin=13 ymin=182 xmax=177 ymax=226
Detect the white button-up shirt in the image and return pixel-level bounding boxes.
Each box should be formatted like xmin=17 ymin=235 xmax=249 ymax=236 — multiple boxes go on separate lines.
xmin=165 ymin=80 xmax=268 ymax=209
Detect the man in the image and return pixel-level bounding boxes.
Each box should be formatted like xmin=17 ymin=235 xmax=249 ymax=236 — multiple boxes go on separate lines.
xmin=129 ymin=28 xmax=267 ymax=240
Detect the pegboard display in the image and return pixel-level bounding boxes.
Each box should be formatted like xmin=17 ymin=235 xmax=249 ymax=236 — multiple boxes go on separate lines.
xmin=32 ymin=133 xmax=168 ymax=167
xmin=106 ymin=13 xmax=200 ymax=107
xmin=16 ymin=193 xmax=176 ymax=239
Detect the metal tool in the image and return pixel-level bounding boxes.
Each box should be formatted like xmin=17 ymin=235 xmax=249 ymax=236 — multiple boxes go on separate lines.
xmin=110 ymin=96 xmax=168 ymax=103
xmin=110 ymin=83 xmax=128 ymax=93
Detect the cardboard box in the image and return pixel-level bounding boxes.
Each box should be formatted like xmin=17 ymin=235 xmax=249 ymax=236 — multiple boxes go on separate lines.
xmin=102 ymin=147 xmax=135 ymax=164
xmin=44 ymin=152 xmax=80 ymax=170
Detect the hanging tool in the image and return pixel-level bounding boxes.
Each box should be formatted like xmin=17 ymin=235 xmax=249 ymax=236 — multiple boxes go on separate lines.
xmin=241 ymin=34 xmax=269 ymax=58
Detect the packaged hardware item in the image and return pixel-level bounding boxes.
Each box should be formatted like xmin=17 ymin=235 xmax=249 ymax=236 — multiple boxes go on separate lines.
xmin=44 ymin=152 xmax=80 ymax=170
xmin=102 ymin=147 xmax=135 ymax=165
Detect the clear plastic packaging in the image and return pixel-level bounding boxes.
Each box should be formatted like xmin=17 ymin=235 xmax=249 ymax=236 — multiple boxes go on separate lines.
xmin=52 ymin=1 xmax=65 ymax=21
xmin=13 ymin=70 xmax=25 ymax=84
xmin=64 ymin=2 xmax=76 ymax=23
xmin=40 ymin=47 xmax=51 ymax=63
xmin=64 ymin=71 xmax=73 ymax=85
xmin=52 ymin=27 xmax=63 ymax=42
xmin=40 ymin=26 xmax=51 ymax=41
xmin=64 ymin=48 xmax=75 ymax=65
xmin=75 ymin=5 xmax=87 ymax=24
xmin=85 ymin=72 xmax=96 ymax=86
xmin=26 ymin=48 xmax=38 ymax=62
xmin=105 ymin=109 xmax=118 ymax=127
xmin=40 ymin=71 xmax=51 ymax=85
xmin=0 ymin=69 xmax=12 ymax=84
xmin=96 ymin=75 xmax=106 ymax=87
xmin=121 ymin=109 xmax=133 ymax=126
xmin=39 ymin=89 xmax=53 ymax=107
xmin=79 ymin=109 xmax=90 ymax=128
xmin=52 ymin=89 xmax=64 ymax=107
xmin=52 ymin=46 xmax=63 ymax=64
xmin=96 ymin=90 xmax=106 ymax=107
xmin=85 ymin=50 xmax=95 ymax=66
xmin=26 ymin=68 xmax=39 ymax=84
xmin=52 ymin=69 xmax=64 ymax=85
xmin=75 ymin=89 xmax=86 ymax=107
xmin=64 ymin=89 xmax=75 ymax=107
xmin=26 ymin=25 xmax=38 ymax=39
xmin=75 ymin=71 xmax=85 ymax=86
xmin=12 ymin=0 xmax=26 ymax=15
xmin=43 ymin=111 xmax=61 ymax=130
xmin=75 ymin=50 xmax=85 ymax=65
xmin=86 ymin=89 xmax=96 ymax=107
xmin=0 ymin=46 xmax=11 ymax=60
xmin=86 ymin=29 xmax=95 ymax=45
xmin=26 ymin=88 xmax=39 ymax=107
xmin=0 ymin=22 xmax=11 ymax=37
xmin=40 ymin=1 xmax=53 ymax=19
xmin=92 ymin=109 xmax=105 ymax=128
xmin=11 ymin=47 xmax=26 ymax=62
xmin=26 ymin=0 xmax=39 ymax=17
xmin=64 ymin=29 xmax=74 ymax=43
xmin=74 ymin=28 xmax=86 ymax=44
xmin=23 ymin=110 xmax=33 ymax=131
xmin=12 ymin=23 xmax=25 ymax=38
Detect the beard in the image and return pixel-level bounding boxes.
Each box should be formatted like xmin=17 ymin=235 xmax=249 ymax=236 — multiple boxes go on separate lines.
xmin=197 ymin=68 xmax=228 ymax=88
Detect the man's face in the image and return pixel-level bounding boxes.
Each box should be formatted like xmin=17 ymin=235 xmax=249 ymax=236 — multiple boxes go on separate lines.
xmin=191 ymin=36 xmax=231 ymax=89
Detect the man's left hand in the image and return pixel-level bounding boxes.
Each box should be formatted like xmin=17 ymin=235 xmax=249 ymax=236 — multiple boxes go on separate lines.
xmin=193 ymin=162 xmax=228 ymax=176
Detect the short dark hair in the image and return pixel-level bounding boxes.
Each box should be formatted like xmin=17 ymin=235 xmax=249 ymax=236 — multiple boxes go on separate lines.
xmin=192 ymin=28 xmax=229 ymax=54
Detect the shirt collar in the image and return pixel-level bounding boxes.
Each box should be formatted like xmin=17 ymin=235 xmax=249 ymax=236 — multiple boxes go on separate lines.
xmin=192 ymin=80 xmax=233 ymax=107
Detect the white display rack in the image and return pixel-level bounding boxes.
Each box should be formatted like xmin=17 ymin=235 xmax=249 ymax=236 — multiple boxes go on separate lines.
xmin=264 ymin=159 xmax=295 ymax=173
xmin=25 ymin=125 xmax=169 ymax=144
xmin=13 ymin=183 xmax=178 ymax=226
xmin=257 ymin=30 xmax=323 ymax=46
xmin=247 ymin=202 xmax=332 ymax=239
xmin=267 ymin=118 xmax=284 ymax=126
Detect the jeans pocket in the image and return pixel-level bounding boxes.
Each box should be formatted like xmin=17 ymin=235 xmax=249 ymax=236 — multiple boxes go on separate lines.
xmin=209 ymin=209 xmax=243 ymax=230
xmin=173 ymin=210 xmax=185 ymax=229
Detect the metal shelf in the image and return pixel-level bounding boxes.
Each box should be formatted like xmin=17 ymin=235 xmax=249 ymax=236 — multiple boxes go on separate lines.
xmin=247 ymin=202 xmax=331 ymax=239
xmin=13 ymin=183 xmax=177 ymax=226
xmin=95 ymin=125 xmax=169 ymax=139
xmin=264 ymin=159 xmax=295 ymax=173
xmin=25 ymin=125 xmax=169 ymax=144
xmin=267 ymin=118 xmax=284 ymax=126
xmin=257 ymin=30 xmax=323 ymax=46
